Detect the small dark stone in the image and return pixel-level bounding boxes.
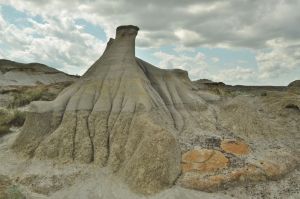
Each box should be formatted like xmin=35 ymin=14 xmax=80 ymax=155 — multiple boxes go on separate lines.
xmin=205 ymin=137 xmax=221 ymax=148
xmin=261 ymin=92 xmax=267 ymax=96
xmin=285 ymin=104 xmax=299 ymax=111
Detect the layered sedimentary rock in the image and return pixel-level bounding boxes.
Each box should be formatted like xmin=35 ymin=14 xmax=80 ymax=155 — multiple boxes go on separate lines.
xmin=12 ymin=25 xmax=300 ymax=195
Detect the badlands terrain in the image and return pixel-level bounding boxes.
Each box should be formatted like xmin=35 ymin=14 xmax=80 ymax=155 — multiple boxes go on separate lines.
xmin=0 ymin=25 xmax=299 ymax=199
xmin=0 ymin=59 xmax=77 ymax=86
xmin=0 ymin=59 xmax=78 ymax=108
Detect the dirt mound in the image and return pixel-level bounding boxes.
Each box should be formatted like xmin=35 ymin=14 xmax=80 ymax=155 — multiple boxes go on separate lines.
xmin=288 ymin=80 xmax=300 ymax=94
xmin=288 ymin=80 xmax=300 ymax=87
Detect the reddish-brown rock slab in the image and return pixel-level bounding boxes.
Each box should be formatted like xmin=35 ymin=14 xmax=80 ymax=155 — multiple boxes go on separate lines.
xmin=220 ymin=139 xmax=250 ymax=156
xmin=180 ymin=148 xmax=299 ymax=192
xmin=181 ymin=148 xmax=229 ymax=173
xmin=179 ymin=165 xmax=266 ymax=192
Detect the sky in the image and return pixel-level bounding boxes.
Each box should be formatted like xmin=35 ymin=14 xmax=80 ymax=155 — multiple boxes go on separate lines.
xmin=0 ymin=0 xmax=299 ymax=86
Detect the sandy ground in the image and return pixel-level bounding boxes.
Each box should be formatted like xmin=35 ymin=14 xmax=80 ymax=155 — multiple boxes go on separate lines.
xmin=0 ymin=130 xmax=232 ymax=199
xmin=0 ymin=130 xmax=299 ymax=199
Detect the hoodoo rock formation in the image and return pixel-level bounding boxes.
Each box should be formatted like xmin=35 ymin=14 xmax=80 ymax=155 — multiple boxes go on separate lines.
xmin=12 ymin=25 xmax=182 ymax=194
xmin=12 ymin=25 xmax=300 ymax=195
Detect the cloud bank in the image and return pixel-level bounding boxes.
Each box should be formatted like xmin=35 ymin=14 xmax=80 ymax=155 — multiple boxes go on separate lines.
xmin=0 ymin=0 xmax=299 ymax=85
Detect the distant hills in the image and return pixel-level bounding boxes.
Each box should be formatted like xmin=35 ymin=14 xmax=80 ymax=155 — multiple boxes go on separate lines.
xmin=0 ymin=59 xmax=78 ymax=86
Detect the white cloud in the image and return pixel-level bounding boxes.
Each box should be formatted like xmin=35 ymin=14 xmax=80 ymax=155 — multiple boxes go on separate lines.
xmin=174 ymin=29 xmax=204 ymax=47
xmin=0 ymin=12 xmax=6 ymax=29
xmin=211 ymin=66 xmax=255 ymax=84
xmin=256 ymin=38 xmax=300 ymax=79
xmin=0 ymin=11 xmax=105 ymax=75
xmin=153 ymin=51 xmax=208 ymax=80
xmin=153 ymin=50 xmax=258 ymax=85
xmin=2 ymin=0 xmax=299 ymax=49
xmin=0 ymin=0 xmax=299 ymax=85
xmin=186 ymin=2 xmax=226 ymax=15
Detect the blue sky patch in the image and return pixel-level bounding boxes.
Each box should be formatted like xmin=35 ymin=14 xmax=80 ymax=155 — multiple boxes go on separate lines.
xmin=0 ymin=4 xmax=32 ymax=28
xmin=75 ymin=19 xmax=106 ymax=42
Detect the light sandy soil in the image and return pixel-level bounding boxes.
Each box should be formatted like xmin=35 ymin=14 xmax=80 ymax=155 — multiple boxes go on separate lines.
xmin=0 ymin=130 xmax=299 ymax=199
xmin=0 ymin=130 xmax=232 ymax=199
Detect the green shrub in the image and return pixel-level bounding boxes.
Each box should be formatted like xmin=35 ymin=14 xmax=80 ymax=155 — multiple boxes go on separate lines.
xmin=8 ymin=110 xmax=25 ymax=126
xmin=0 ymin=108 xmax=11 ymax=124
xmin=0 ymin=125 xmax=10 ymax=136
xmin=0 ymin=108 xmax=25 ymax=136
xmin=8 ymin=87 xmax=45 ymax=108
xmin=6 ymin=82 xmax=72 ymax=108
